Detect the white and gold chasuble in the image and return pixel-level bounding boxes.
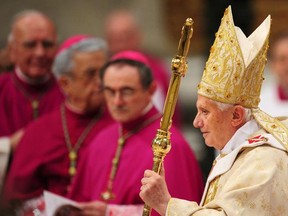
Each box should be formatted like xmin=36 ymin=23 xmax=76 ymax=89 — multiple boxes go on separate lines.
xmin=165 ymin=5 xmax=288 ymax=216
xmin=166 ymin=119 xmax=288 ymax=216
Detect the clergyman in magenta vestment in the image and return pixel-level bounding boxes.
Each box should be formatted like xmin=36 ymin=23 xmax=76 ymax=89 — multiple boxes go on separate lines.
xmin=0 ymin=70 xmax=64 ymax=137
xmin=69 ymin=106 xmax=204 ymax=215
xmin=4 ymin=104 xmax=113 ymax=204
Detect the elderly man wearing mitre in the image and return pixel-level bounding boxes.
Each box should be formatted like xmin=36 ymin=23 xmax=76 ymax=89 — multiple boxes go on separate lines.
xmin=3 ymin=35 xmax=113 ymax=215
xmin=139 ymin=6 xmax=288 ymax=215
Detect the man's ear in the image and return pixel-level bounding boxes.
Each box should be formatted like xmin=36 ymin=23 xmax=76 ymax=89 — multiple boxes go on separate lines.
xmin=58 ymin=75 xmax=71 ymax=94
xmin=231 ymin=105 xmax=246 ymax=127
xmin=147 ymin=81 xmax=157 ymax=95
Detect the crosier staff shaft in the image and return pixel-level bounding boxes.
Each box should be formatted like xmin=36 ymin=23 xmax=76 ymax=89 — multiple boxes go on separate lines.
xmin=142 ymin=18 xmax=194 ymax=216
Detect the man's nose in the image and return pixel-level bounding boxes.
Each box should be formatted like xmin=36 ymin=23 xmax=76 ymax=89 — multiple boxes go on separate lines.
xmin=34 ymin=43 xmax=45 ymax=55
xmin=113 ymin=92 xmax=124 ymax=106
xmin=193 ymin=114 xmax=202 ymax=128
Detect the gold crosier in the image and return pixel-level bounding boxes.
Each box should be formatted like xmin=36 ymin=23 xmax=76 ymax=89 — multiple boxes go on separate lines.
xmin=142 ymin=18 xmax=194 ymax=216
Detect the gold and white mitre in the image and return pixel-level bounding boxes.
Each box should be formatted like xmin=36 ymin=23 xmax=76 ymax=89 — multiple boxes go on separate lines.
xmin=198 ymin=6 xmax=288 ymax=150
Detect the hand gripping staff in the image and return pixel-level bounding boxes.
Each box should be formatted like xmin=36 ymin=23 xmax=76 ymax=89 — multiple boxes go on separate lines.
xmin=142 ymin=18 xmax=194 ymax=216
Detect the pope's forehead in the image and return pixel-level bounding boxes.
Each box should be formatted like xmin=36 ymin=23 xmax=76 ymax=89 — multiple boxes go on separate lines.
xmin=196 ymin=95 xmax=218 ymax=108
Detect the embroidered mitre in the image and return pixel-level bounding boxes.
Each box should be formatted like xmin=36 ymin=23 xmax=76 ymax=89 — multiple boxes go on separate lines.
xmin=198 ymin=6 xmax=288 ymax=151
xmin=198 ymin=6 xmax=270 ymax=108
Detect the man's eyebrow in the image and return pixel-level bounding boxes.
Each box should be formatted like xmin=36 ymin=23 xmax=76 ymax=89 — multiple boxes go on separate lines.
xmin=103 ymin=86 xmax=134 ymax=91
xmin=103 ymin=86 xmax=113 ymax=90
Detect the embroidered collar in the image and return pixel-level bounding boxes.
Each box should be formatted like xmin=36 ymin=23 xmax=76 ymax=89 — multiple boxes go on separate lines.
xmin=220 ymin=119 xmax=261 ymax=155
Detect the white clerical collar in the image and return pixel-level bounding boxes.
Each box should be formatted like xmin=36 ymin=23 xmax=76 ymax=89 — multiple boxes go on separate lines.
xmin=221 ymin=119 xmax=261 ymax=154
xmin=65 ymin=101 xmax=85 ymax=115
xmin=15 ymin=67 xmax=51 ymax=85
xmin=141 ymin=102 xmax=153 ymax=115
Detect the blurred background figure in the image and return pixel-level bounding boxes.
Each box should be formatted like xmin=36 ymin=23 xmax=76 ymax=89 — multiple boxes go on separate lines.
xmin=104 ymin=9 xmax=141 ymax=55
xmin=0 ymin=10 xmax=64 ymax=202
xmin=259 ymin=30 xmax=288 ymax=116
xmin=104 ymin=9 xmax=181 ymax=125
xmin=3 ymin=35 xmax=113 ymax=216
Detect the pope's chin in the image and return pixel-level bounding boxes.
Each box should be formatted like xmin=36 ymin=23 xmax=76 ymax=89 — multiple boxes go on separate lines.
xmin=202 ymin=135 xmax=212 ymax=147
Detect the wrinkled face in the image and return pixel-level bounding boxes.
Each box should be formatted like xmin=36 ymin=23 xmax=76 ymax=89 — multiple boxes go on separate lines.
xmin=103 ymin=64 xmax=154 ymax=123
xmin=193 ymin=95 xmax=236 ymax=150
xmin=10 ymin=15 xmax=57 ymax=79
xmin=63 ymin=51 xmax=106 ymax=113
xmin=271 ymin=38 xmax=288 ymax=89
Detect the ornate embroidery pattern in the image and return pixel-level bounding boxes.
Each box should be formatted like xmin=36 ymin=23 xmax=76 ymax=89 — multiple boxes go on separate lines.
xmin=198 ymin=6 xmax=270 ymax=108
xmin=252 ymin=108 xmax=288 ymax=151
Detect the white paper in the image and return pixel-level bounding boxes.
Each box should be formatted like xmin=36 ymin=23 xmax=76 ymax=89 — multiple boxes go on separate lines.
xmin=43 ymin=190 xmax=81 ymax=216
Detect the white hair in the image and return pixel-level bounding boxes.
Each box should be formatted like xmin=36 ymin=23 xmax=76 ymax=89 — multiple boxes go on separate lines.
xmin=52 ymin=37 xmax=108 ymax=78
xmin=212 ymin=100 xmax=253 ymax=122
